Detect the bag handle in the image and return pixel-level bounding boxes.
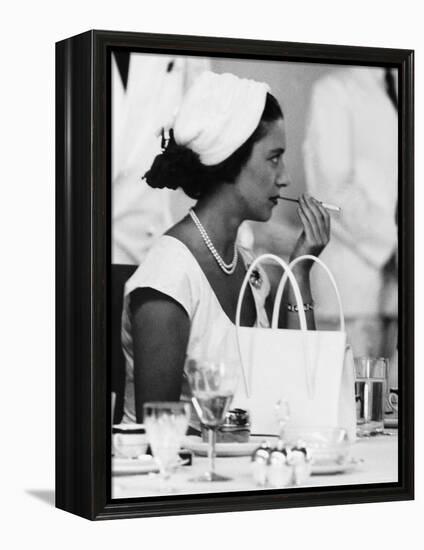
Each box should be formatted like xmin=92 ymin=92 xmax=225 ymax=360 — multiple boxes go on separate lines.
xmin=235 ymin=254 xmax=308 ymax=397
xmin=236 ymin=253 xmax=307 ymax=330
xmin=271 ymin=254 xmax=345 ymax=332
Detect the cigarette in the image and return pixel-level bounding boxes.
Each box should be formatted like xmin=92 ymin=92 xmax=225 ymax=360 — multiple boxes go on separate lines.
xmin=319 ymin=201 xmax=341 ymax=213
xmin=277 ymin=196 xmax=341 ymax=213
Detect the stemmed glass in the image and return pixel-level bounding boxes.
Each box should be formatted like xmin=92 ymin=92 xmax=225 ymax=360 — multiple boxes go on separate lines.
xmin=185 ymin=357 xmax=239 ymax=482
xmin=143 ymin=401 xmax=190 ymax=491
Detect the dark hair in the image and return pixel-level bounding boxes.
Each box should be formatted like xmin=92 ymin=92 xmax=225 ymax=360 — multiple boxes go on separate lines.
xmin=143 ymin=93 xmax=283 ymax=200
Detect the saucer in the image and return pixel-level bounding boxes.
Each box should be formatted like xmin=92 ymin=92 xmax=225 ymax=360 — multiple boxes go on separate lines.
xmin=311 ymin=457 xmax=364 ymax=475
xmin=112 ymin=455 xmax=189 ymax=476
xmin=184 ymin=435 xmax=278 ymax=457
xmin=112 ymin=454 xmax=158 ymax=476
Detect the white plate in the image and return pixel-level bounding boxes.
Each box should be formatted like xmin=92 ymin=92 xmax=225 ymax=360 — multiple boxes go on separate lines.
xmin=311 ymin=457 xmax=363 ymax=475
xmin=112 ymin=455 xmax=159 ymax=475
xmin=184 ymin=435 xmax=278 ymax=457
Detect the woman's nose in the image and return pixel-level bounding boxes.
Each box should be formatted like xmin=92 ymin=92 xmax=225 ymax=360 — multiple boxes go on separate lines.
xmin=276 ymin=165 xmax=291 ymax=188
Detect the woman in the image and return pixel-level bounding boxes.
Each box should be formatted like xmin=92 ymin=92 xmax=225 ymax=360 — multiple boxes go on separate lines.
xmin=121 ymin=72 xmax=330 ymax=423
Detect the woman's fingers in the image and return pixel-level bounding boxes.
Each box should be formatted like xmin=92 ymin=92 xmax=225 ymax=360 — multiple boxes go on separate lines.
xmin=294 ymin=194 xmax=331 ymax=260
xmin=304 ymin=195 xmax=328 ymax=242
xmin=298 ymin=195 xmax=322 ymax=242
xmin=310 ymin=196 xmax=330 ymax=241
xmin=299 ymin=194 xmax=330 ymax=244
xmin=297 ymin=205 xmax=317 ymax=243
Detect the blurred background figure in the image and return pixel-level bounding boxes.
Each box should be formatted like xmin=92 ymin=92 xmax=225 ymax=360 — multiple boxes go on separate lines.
xmin=111 ymin=52 xmax=210 ymax=421
xmin=112 ymin=51 xmax=210 ymax=264
xmin=303 ymin=66 xmax=398 ymax=358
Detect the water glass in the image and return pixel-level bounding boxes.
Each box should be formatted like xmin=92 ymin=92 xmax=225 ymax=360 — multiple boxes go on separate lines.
xmin=275 ymin=398 xmax=290 ymax=441
xmin=354 ymin=357 xmax=387 ymax=436
xmin=143 ymin=401 xmax=190 ymax=490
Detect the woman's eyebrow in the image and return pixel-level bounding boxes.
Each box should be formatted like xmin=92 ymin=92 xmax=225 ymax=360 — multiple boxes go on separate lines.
xmin=269 ymin=147 xmax=285 ymax=155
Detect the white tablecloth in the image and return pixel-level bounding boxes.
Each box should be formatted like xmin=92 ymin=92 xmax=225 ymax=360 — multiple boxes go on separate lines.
xmin=112 ymin=433 xmax=398 ymax=499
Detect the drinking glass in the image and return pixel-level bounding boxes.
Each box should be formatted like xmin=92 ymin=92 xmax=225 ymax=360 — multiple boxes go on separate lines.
xmin=143 ymin=401 xmax=190 ymax=490
xmin=186 ymin=357 xmax=239 ymax=482
xmin=275 ymin=398 xmax=290 ymax=440
xmin=354 ymin=357 xmax=387 ymax=436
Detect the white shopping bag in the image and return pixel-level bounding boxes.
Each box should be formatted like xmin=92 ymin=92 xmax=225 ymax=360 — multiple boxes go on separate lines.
xmin=232 ymin=254 xmax=356 ymax=440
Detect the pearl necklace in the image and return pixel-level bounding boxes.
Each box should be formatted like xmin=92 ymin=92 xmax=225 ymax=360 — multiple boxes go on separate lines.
xmin=189 ymin=208 xmax=238 ymax=275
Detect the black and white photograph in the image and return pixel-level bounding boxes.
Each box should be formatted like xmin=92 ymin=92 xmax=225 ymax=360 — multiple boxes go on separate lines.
xmin=110 ymin=48 xmax=401 ymax=499
xmin=3 ymin=0 xmax=423 ymax=542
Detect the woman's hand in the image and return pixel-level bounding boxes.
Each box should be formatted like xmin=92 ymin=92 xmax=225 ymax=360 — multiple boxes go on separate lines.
xmin=290 ymin=194 xmax=331 ymax=264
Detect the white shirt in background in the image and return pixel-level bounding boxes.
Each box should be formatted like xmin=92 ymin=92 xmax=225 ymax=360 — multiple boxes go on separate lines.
xmin=112 ymin=53 xmax=210 ymax=265
xmin=303 ymin=67 xmax=398 ymax=321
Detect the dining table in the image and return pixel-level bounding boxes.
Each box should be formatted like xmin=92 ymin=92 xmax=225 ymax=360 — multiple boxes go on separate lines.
xmin=112 ymin=429 xmax=398 ymax=499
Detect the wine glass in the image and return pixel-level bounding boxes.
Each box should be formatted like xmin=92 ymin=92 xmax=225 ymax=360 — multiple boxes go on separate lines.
xmin=185 ymin=357 xmax=239 ymax=482
xmin=143 ymin=401 xmax=190 ymax=491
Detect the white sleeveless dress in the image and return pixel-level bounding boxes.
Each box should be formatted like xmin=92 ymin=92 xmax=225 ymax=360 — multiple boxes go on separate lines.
xmin=121 ymin=235 xmax=270 ymax=423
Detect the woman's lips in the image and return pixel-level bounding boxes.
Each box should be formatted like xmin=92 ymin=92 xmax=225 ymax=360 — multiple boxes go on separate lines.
xmin=269 ymin=196 xmax=279 ymax=205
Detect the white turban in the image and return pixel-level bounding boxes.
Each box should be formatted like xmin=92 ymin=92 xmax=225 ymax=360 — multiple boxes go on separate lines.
xmin=173 ymin=71 xmax=270 ymax=166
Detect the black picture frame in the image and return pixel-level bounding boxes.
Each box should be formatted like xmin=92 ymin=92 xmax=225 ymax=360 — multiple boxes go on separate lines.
xmin=55 ymin=29 xmax=414 ymax=521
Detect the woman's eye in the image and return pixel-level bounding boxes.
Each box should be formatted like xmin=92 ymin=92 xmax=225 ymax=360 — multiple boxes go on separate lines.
xmin=270 ymin=156 xmax=280 ymax=165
